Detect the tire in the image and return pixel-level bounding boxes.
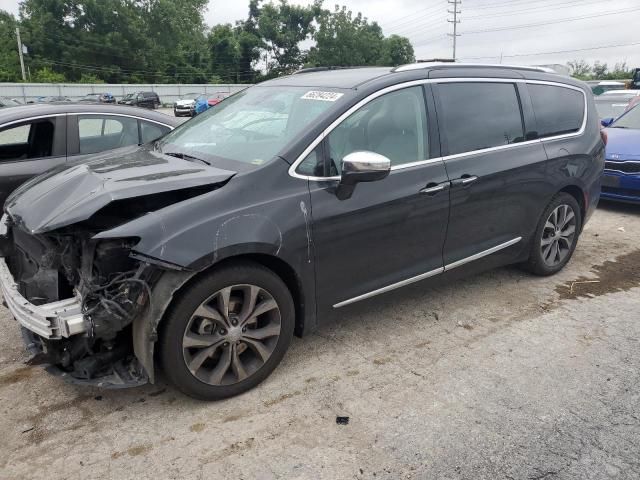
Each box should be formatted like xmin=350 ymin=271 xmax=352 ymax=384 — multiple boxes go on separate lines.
xmin=524 ymin=192 xmax=582 ymax=276
xmin=158 ymin=261 xmax=295 ymax=400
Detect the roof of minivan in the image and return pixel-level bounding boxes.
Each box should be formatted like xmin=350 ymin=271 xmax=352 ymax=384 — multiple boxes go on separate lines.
xmin=261 ymin=63 xmax=581 ymax=90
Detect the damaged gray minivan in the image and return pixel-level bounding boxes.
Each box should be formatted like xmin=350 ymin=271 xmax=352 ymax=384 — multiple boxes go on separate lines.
xmin=0 ymin=64 xmax=603 ymax=399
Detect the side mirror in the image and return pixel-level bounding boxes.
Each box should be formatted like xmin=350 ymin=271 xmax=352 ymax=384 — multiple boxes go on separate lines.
xmin=601 ymin=117 xmax=615 ymax=128
xmin=336 ymin=151 xmax=391 ymax=199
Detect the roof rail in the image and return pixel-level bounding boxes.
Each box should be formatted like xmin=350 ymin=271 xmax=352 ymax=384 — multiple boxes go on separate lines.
xmin=392 ymin=62 xmax=557 ymax=74
xmin=292 ymin=66 xmax=387 ymax=75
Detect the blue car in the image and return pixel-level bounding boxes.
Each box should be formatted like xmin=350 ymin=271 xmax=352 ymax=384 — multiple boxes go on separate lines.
xmin=601 ymin=104 xmax=640 ymax=203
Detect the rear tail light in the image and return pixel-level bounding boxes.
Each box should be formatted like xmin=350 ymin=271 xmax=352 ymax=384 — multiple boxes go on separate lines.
xmin=600 ymin=128 xmax=608 ymax=146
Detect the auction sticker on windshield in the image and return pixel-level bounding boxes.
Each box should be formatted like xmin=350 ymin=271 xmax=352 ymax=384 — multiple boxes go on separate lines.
xmin=301 ymin=91 xmax=344 ymax=102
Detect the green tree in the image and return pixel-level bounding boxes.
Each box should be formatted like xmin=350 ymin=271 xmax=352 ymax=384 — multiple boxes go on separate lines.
xmin=592 ymin=61 xmax=608 ymax=79
xmin=208 ymin=24 xmax=240 ymax=83
xmin=18 ymin=0 xmax=210 ymax=83
xmin=79 ymin=72 xmax=105 ymax=83
xmin=381 ymin=35 xmax=415 ymax=66
xmin=567 ymin=59 xmax=591 ymax=79
xmin=308 ymin=6 xmax=413 ymax=67
xmin=32 ymin=66 xmax=65 ymax=82
xmin=0 ymin=10 xmax=21 ymax=82
xmin=256 ymin=0 xmax=322 ymax=75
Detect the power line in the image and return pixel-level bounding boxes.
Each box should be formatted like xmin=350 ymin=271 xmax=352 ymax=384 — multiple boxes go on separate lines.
xmin=460 ymin=40 xmax=640 ymax=60
xmin=463 ymin=6 xmax=640 ymax=34
xmin=465 ymin=0 xmax=607 ymax=20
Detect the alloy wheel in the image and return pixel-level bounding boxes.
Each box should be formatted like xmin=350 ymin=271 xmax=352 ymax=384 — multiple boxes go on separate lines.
xmin=182 ymin=284 xmax=281 ymax=386
xmin=541 ymin=204 xmax=576 ymax=267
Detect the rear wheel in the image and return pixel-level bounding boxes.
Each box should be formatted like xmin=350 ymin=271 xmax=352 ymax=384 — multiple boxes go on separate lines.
xmin=524 ymin=193 xmax=582 ymax=276
xmin=159 ymin=262 xmax=295 ymax=400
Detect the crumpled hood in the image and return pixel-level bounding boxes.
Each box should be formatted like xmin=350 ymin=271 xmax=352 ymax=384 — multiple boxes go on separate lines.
xmin=604 ymin=127 xmax=640 ymax=161
xmin=175 ymin=99 xmax=195 ymax=107
xmin=5 ymin=146 xmax=235 ymax=234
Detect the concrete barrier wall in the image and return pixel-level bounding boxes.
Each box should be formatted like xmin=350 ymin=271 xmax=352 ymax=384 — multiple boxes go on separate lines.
xmin=0 ymin=83 xmax=251 ymax=105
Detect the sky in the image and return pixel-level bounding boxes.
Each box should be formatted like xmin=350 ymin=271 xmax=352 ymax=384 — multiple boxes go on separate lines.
xmin=1 ymin=0 xmax=639 ymax=69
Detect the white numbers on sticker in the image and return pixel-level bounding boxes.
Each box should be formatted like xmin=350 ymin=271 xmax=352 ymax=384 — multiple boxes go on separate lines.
xmin=301 ymin=91 xmax=344 ymax=102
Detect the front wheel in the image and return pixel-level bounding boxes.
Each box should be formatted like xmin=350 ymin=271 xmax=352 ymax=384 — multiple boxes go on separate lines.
xmin=159 ymin=262 xmax=295 ymax=400
xmin=524 ymin=192 xmax=582 ymax=276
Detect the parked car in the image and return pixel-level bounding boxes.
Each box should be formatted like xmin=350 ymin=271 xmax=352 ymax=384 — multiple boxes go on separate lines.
xmin=0 ymin=103 xmax=178 ymax=207
xmin=600 ymin=103 xmax=640 ymax=203
xmin=0 ymin=64 xmax=603 ymax=400
xmin=31 ymin=96 xmax=72 ymax=103
xmin=0 ymin=97 xmax=21 ymax=108
xmin=193 ymin=93 xmax=228 ymax=115
xmin=79 ymin=92 xmax=116 ymax=104
xmin=600 ymin=90 xmax=640 ymax=98
xmin=595 ymin=94 xmax=635 ymax=123
xmin=118 ymin=91 xmax=161 ymax=109
xmin=173 ymin=92 xmax=203 ymax=117
xmin=591 ymin=81 xmax=626 ymax=96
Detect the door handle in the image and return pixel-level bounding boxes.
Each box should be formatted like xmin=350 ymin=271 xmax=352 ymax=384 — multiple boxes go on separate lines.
xmin=420 ymin=182 xmax=448 ymax=196
xmin=451 ymin=175 xmax=478 ymax=187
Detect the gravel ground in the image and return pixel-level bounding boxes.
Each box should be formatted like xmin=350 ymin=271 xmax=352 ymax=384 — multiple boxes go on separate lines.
xmin=0 ymin=201 xmax=639 ymax=480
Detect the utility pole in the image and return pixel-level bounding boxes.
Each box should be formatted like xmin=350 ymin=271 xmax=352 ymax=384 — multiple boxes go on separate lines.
xmin=447 ymin=0 xmax=461 ymax=61
xmin=15 ymin=27 xmax=26 ymax=81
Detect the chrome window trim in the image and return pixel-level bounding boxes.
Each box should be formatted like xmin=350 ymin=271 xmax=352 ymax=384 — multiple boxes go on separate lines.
xmin=289 ymin=78 xmax=588 ymax=181
xmin=333 ymin=236 xmax=522 ymax=308
xmin=73 ymin=112 xmax=175 ymax=129
xmin=0 ymin=113 xmax=65 ymax=130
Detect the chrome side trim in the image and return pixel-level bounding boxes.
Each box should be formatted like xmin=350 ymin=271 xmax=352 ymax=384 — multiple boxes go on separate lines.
xmin=289 ymin=78 xmax=588 ymax=181
xmin=444 ymin=237 xmax=522 ymax=271
xmin=0 ymin=114 xmax=65 ymax=130
xmin=332 ymin=236 xmax=523 ymax=308
xmin=0 ymin=257 xmax=86 ymax=339
xmin=73 ymin=112 xmax=175 ymax=129
xmin=332 ymin=266 xmax=444 ymax=308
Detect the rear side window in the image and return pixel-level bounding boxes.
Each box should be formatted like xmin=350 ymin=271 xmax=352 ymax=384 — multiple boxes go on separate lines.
xmin=140 ymin=121 xmax=169 ymax=144
xmin=437 ymin=82 xmax=524 ymax=156
xmin=528 ymin=84 xmax=584 ymax=138
xmin=78 ymin=115 xmax=139 ymax=154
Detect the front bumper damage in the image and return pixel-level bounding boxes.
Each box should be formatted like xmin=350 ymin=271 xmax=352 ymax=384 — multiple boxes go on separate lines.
xmin=0 ymin=258 xmax=86 ymax=339
xmin=0 ymin=215 xmax=158 ymax=388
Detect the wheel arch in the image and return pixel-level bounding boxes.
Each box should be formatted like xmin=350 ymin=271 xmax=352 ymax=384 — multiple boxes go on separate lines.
xmin=558 ymin=184 xmax=586 ymax=225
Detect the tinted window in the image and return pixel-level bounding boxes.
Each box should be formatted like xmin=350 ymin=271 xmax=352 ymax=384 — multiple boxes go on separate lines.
xmin=437 ymin=82 xmax=524 ymax=156
xmin=0 ymin=120 xmax=55 ymax=160
xmin=78 ymin=115 xmax=139 ymax=154
xmin=0 ymin=124 xmax=30 ymax=145
xmin=140 ymin=121 xmax=169 ymax=144
xmin=325 ymin=86 xmax=428 ymax=175
xmin=529 ymin=84 xmax=584 ymax=138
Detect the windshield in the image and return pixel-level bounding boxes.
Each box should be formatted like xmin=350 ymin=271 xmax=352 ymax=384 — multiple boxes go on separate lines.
xmin=122 ymin=93 xmax=134 ymax=100
xmin=595 ymin=100 xmax=630 ymax=119
xmin=157 ymin=86 xmax=348 ymax=166
xmin=611 ymin=105 xmax=640 ymax=129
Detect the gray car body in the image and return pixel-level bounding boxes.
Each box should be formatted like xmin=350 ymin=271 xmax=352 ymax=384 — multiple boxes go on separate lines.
xmin=4 ymin=65 xmax=604 ymax=382
xmin=0 ymin=103 xmax=179 ymax=206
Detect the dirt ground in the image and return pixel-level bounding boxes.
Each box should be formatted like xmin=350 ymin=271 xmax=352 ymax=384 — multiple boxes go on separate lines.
xmin=1 ymin=201 xmax=639 ymax=480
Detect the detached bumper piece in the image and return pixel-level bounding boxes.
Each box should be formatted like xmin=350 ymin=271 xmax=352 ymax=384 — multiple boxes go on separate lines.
xmin=0 ymin=258 xmax=87 ymax=339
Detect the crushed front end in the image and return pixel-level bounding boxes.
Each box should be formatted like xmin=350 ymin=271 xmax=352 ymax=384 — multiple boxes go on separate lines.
xmin=0 ymin=215 xmax=155 ymax=387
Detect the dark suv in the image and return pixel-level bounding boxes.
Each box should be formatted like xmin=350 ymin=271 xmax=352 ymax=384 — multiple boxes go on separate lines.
xmin=118 ymin=91 xmax=161 ymax=109
xmin=0 ymin=64 xmax=603 ymax=400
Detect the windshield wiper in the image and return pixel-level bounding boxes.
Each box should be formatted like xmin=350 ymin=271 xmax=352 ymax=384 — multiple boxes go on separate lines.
xmin=163 ymin=151 xmax=211 ymax=166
